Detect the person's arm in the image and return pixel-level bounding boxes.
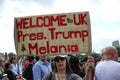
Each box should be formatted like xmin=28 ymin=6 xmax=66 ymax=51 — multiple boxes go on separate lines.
xmin=84 ymin=56 xmax=95 ymax=80
xmin=32 ymin=64 xmax=41 ymax=80
xmin=16 ymin=75 xmax=26 ymax=80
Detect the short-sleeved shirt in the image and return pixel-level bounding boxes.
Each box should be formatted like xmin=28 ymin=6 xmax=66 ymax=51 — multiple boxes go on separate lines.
xmin=95 ymin=60 xmax=120 ymax=80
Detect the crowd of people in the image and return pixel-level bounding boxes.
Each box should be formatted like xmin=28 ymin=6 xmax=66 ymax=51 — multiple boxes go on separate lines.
xmin=0 ymin=46 xmax=120 ymax=80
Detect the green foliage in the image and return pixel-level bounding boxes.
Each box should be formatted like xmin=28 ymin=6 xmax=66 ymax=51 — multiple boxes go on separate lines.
xmin=116 ymin=46 xmax=120 ymax=57
xmin=89 ymin=53 xmax=101 ymax=60
xmin=76 ymin=53 xmax=87 ymax=61
xmin=47 ymin=56 xmax=54 ymax=60
xmin=75 ymin=52 xmax=101 ymax=61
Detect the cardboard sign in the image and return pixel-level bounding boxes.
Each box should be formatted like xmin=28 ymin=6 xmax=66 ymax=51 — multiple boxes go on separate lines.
xmin=14 ymin=11 xmax=92 ymax=56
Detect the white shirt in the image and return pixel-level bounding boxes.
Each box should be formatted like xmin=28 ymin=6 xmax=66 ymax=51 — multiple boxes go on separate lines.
xmin=95 ymin=60 xmax=120 ymax=80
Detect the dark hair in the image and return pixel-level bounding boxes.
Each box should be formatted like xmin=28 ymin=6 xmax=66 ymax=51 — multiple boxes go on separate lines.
xmin=53 ymin=58 xmax=73 ymax=74
xmin=81 ymin=56 xmax=88 ymax=62
xmin=69 ymin=56 xmax=85 ymax=78
xmin=69 ymin=56 xmax=80 ymax=72
xmin=9 ymin=57 xmax=16 ymax=63
xmin=35 ymin=56 xmax=39 ymax=61
xmin=4 ymin=62 xmax=11 ymax=69
xmin=28 ymin=56 xmax=34 ymax=62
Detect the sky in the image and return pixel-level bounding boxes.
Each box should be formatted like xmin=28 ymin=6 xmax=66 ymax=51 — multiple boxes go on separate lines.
xmin=0 ymin=0 xmax=120 ymax=54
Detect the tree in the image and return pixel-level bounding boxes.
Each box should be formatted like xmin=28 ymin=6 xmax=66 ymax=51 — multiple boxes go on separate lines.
xmin=116 ymin=46 xmax=120 ymax=57
xmin=89 ymin=53 xmax=101 ymax=60
xmin=76 ymin=53 xmax=87 ymax=61
xmin=76 ymin=52 xmax=101 ymax=61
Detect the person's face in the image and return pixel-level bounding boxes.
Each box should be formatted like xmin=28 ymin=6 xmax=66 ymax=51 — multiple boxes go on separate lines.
xmin=40 ymin=56 xmax=47 ymax=62
xmin=12 ymin=58 xmax=17 ymax=63
xmin=8 ymin=64 xmax=13 ymax=70
xmin=54 ymin=57 xmax=66 ymax=71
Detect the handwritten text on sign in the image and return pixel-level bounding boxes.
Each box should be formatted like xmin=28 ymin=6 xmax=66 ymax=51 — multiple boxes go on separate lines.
xmin=14 ymin=12 xmax=91 ymax=56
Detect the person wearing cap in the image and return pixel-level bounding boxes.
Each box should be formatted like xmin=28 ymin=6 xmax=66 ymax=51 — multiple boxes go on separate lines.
xmin=32 ymin=55 xmax=52 ymax=80
xmin=42 ymin=55 xmax=83 ymax=80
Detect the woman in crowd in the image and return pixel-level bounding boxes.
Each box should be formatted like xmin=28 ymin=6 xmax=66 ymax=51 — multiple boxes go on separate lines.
xmin=42 ymin=55 xmax=83 ymax=80
xmin=0 ymin=58 xmax=5 ymax=75
xmin=4 ymin=62 xmax=16 ymax=80
xmin=69 ymin=56 xmax=85 ymax=78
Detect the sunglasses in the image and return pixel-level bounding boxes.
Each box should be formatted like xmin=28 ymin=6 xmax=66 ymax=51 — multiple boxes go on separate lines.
xmin=54 ymin=57 xmax=66 ymax=62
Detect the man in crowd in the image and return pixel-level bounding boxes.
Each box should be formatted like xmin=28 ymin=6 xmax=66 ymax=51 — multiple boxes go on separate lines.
xmin=95 ymin=46 xmax=120 ymax=80
xmin=32 ymin=55 xmax=52 ymax=80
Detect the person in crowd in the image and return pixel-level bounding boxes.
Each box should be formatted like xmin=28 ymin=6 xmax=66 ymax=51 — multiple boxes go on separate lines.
xmin=23 ymin=56 xmax=35 ymax=80
xmin=9 ymin=57 xmax=23 ymax=76
xmin=0 ymin=73 xmax=8 ymax=80
xmin=42 ymin=55 xmax=83 ymax=80
xmin=95 ymin=46 xmax=120 ymax=80
xmin=16 ymin=75 xmax=26 ymax=80
xmin=23 ymin=57 xmax=30 ymax=72
xmin=83 ymin=56 xmax=95 ymax=80
xmin=4 ymin=52 xmax=9 ymax=64
xmin=35 ymin=56 xmax=40 ymax=61
xmin=79 ymin=62 xmax=85 ymax=74
xmin=32 ymin=55 xmax=52 ymax=80
xmin=69 ymin=56 xmax=85 ymax=78
xmin=9 ymin=57 xmax=18 ymax=76
xmin=69 ymin=55 xmax=95 ymax=80
xmin=4 ymin=62 xmax=16 ymax=80
xmin=0 ymin=58 xmax=5 ymax=74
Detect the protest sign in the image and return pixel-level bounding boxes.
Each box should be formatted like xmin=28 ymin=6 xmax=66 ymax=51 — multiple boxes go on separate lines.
xmin=14 ymin=11 xmax=91 ymax=56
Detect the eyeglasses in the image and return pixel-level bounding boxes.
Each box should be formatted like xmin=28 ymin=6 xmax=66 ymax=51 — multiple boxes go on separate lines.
xmin=54 ymin=57 xmax=66 ymax=62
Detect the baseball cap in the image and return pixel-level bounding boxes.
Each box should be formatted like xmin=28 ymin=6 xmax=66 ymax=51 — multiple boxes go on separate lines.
xmin=54 ymin=55 xmax=67 ymax=58
xmin=53 ymin=55 xmax=67 ymax=62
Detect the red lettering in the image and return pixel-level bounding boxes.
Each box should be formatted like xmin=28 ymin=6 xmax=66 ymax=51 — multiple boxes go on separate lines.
xmin=17 ymin=31 xmax=22 ymax=42
xmin=81 ymin=30 xmax=88 ymax=42
xmin=28 ymin=41 xmax=79 ymax=55
xmin=36 ymin=17 xmax=43 ymax=27
xmin=29 ymin=33 xmax=36 ymax=40
xmin=46 ymin=41 xmax=50 ymax=53
xmin=16 ymin=19 xmax=22 ymax=30
xmin=50 ymin=46 xmax=58 ymax=53
xmin=71 ymin=45 xmax=78 ymax=52
xmin=16 ymin=15 xmax=68 ymax=30
xmin=73 ymin=13 xmax=87 ymax=25
xmin=48 ymin=28 xmax=55 ymax=40
xmin=48 ymin=28 xmax=88 ymax=42
xmin=50 ymin=16 xmax=59 ymax=26
xmin=30 ymin=17 xmax=36 ymax=28
xmin=23 ymin=33 xmax=29 ymax=42
xmin=59 ymin=15 xmax=67 ymax=26
xmin=39 ymin=47 xmax=46 ymax=54
xmin=28 ymin=43 xmax=38 ymax=55
xmin=44 ymin=16 xmax=51 ymax=27
xmin=59 ymin=45 xmax=67 ymax=52
xmin=17 ymin=31 xmax=44 ymax=42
